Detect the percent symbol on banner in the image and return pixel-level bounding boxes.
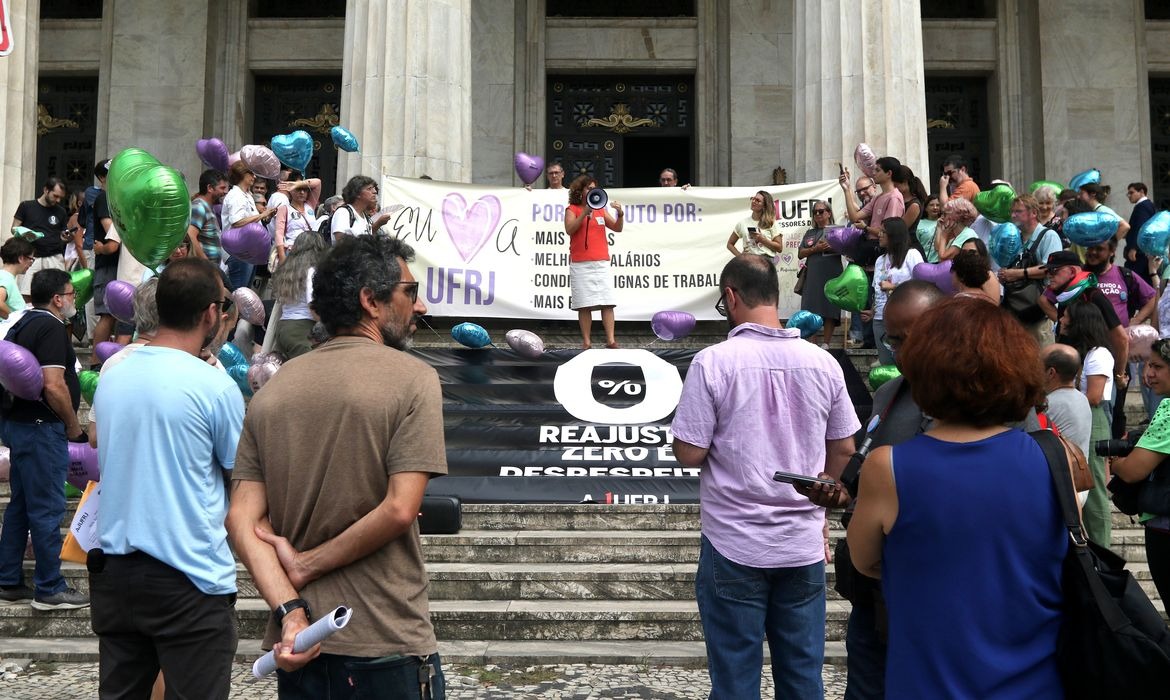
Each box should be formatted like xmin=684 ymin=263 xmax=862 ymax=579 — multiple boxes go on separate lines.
xmin=598 ymin=380 xmax=642 ymax=396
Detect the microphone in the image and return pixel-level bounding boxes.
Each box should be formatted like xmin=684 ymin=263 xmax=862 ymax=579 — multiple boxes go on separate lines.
xmin=840 ymin=414 xmax=881 ymax=499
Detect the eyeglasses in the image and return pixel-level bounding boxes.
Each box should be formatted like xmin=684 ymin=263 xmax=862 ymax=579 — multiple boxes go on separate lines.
xmin=813 ymin=208 xmax=830 ymax=215
xmin=879 ymin=331 xmax=905 ymax=351
xmin=395 ymin=281 xmax=420 ymax=303
xmin=56 ymin=290 xmax=76 ymax=299
xmin=214 ymin=297 xmax=234 ymax=314
xmin=855 ymin=186 xmax=872 ymax=195
xmin=715 ymin=287 xmax=737 ymax=317
xmin=943 ymin=169 xmax=956 ymax=177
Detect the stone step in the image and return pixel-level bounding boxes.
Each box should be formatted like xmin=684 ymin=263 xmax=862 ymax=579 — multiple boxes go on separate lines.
xmin=0 ymin=598 xmax=855 ymax=642
xmin=0 ymin=637 xmax=850 ymax=667
xmin=421 ymin=529 xmax=701 ymax=564
xmin=26 ymin=560 xmax=1164 ymax=606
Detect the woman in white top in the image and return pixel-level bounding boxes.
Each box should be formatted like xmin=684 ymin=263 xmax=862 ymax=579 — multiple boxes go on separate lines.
xmin=867 ymin=217 xmax=923 ymax=365
xmin=221 ymin=161 xmax=276 ymax=289
xmin=272 ymin=178 xmax=322 ymax=266
xmin=270 ymin=232 xmax=328 ymax=360
xmin=1060 ymin=299 xmax=1116 ymax=547
xmin=330 ymin=175 xmax=393 ymax=241
xmin=725 ymin=190 xmax=782 ymax=258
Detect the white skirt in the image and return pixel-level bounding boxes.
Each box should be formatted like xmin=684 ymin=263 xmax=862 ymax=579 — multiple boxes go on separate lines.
xmin=570 ymin=260 xmax=616 ymax=310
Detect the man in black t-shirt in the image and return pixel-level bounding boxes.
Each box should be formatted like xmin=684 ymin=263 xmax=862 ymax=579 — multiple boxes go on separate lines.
xmin=90 ymin=188 xmax=121 ymax=346
xmin=11 ymin=177 xmax=68 ymax=297
xmin=0 ymin=269 xmax=89 ymax=610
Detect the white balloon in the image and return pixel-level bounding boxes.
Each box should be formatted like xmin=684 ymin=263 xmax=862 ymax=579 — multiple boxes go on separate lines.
xmin=505 ymin=329 xmax=545 ymax=359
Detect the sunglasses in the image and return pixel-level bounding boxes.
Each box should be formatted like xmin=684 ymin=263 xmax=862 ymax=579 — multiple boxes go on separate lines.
xmin=813 ymin=208 xmax=830 ymax=215
xmin=214 ymin=297 xmax=234 ymax=314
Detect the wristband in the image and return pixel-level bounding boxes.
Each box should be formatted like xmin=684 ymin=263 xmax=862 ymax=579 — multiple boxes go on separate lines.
xmin=274 ymin=598 xmax=311 ymax=625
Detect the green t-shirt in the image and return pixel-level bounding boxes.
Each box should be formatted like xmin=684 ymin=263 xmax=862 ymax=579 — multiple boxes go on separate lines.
xmin=1135 ymin=399 xmax=1170 ymax=526
xmin=0 ymin=270 xmax=24 ymax=318
xmin=916 ymin=220 xmax=939 ymax=263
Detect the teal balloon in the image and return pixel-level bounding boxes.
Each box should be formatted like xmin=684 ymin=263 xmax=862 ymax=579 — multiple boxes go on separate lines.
xmin=988 ymin=222 xmax=1023 ymax=267
xmin=1138 ymin=210 xmax=1170 ymax=258
xmin=227 ymin=363 xmax=253 ymax=397
xmin=868 ymin=364 xmax=901 ymax=390
xmin=331 ymin=126 xmax=359 ymax=153
xmin=217 ymin=343 xmax=251 ymax=396
xmin=785 ymin=310 xmax=824 ymax=339
xmin=823 ymin=264 xmax=869 ymax=313
xmin=1029 ymin=180 xmax=1065 ymax=195
xmin=270 ymin=130 xmax=314 ymax=173
xmin=1064 ymin=211 xmax=1120 ymax=247
xmin=1068 ymin=168 xmax=1100 ymax=192
xmin=105 ymin=148 xmax=191 ymax=269
xmin=973 ymin=184 xmax=1014 ymax=224
xmin=451 ymin=322 xmax=491 ymax=348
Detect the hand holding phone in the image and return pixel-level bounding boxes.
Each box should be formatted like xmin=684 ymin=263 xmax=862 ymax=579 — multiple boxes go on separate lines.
xmin=773 ymin=471 xmax=838 ymax=488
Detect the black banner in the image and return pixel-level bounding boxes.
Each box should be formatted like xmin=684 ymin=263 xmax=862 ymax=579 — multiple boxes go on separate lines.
xmin=416 ymin=347 xmax=871 ymax=504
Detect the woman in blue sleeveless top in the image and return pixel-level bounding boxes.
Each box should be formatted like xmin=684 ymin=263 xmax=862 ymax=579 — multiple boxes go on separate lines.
xmin=847 ymin=296 xmax=1067 ymax=698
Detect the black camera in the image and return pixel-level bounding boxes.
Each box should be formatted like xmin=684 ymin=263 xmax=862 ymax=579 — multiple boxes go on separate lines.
xmin=1095 ymin=430 xmax=1144 ymax=458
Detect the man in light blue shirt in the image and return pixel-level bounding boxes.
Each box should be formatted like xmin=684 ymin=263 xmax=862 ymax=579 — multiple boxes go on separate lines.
xmin=90 ymin=258 xmax=244 ymax=699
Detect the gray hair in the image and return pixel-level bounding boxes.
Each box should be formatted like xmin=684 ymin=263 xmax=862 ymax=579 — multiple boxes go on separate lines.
xmin=132 ymin=277 xmax=160 ymax=335
xmin=317 ymin=195 xmax=343 ymax=219
xmin=1033 ymin=185 xmax=1057 ymax=207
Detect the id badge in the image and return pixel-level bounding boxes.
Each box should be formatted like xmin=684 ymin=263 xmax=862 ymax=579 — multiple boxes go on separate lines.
xmin=595 ymin=216 xmax=605 ymax=226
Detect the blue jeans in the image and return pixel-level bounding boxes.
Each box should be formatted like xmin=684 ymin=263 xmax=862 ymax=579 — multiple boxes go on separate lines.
xmin=226 ymin=256 xmax=254 ymax=292
xmin=0 ymin=420 xmax=68 ymax=596
xmin=277 ymin=652 xmax=445 ymax=699
xmin=844 ymin=601 xmax=886 ymax=699
xmin=695 ymin=535 xmax=825 ymax=699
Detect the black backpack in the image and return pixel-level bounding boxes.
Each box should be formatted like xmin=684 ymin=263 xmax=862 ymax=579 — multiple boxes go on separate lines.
xmin=316 ymin=204 xmax=357 ymax=246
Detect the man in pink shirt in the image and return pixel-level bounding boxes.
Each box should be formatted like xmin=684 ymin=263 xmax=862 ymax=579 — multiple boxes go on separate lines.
xmin=671 ymin=254 xmax=861 ymax=699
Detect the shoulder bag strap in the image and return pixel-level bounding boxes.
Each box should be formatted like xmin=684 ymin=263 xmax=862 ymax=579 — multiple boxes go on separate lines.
xmin=1031 ymin=429 xmax=1132 ymax=631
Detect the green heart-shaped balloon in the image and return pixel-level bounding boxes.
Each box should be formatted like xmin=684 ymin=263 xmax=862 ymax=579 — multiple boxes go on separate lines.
xmin=106 ymin=147 xmax=192 ymax=269
xmin=78 ymin=369 xmax=100 ymax=404
xmin=973 ymin=184 xmax=1015 ymax=224
xmin=1029 ymin=180 xmax=1065 ymax=195
xmin=868 ymin=364 xmax=901 ymax=390
xmin=824 ymin=264 xmax=869 ymax=312
xmin=70 ymin=268 xmax=94 ymax=308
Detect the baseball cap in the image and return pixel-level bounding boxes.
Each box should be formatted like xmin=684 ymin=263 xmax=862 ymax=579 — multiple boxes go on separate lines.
xmin=1043 ymin=251 xmax=1081 ymax=269
xmin=94 ymin=159 xmax=111 ymax=177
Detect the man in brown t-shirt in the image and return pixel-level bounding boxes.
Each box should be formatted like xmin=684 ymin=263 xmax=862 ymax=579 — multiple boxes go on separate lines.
xmin=228 ymin=234 xmax=448 ymax=698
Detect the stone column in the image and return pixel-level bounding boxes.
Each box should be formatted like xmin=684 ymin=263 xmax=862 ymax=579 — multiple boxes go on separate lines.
xmin=792 ymin=0 xmax=929 ymax=183
xmin=102 ymin=0 xmax=210 ymax=184
xmin=0 ymin=0 xmax=40 ymax=240
xmin=1036 ymin=0 xmax=1145 ymax=217
xmin=338 ymin=0 xmax=472 ymax=184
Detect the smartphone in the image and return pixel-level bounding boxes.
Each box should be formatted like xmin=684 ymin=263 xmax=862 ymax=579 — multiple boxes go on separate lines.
xmin=773 ymin=471 xmax=838 ymax=489
xmin=748 ymin=226 xmax=758 ymax=236
xmin=837 ymin=162 xmax=845 ymax=175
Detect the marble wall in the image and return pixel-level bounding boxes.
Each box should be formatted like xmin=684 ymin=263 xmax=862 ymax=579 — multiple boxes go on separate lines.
xmin=728 ymin=0 xmax=794 ymax=186
xmin=0 ymin=0 xmax=40 ymax=238
xmin=103 ymin=0 xmax=209 ymax=187
xmin=470 ymin=0 xmax=516 ymax=185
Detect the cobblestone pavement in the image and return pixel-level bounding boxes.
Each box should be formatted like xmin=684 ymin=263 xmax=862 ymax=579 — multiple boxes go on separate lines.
xmin=0 ymin=660 xmax=848 ymax=699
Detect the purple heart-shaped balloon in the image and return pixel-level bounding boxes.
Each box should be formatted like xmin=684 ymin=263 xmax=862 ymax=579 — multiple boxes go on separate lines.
xmin=824 ymin=226 xmax=863 ymax=259
xmin=105 ymin=279 xmax=137 ymax=323
xmin=196 ymin=138 xmax=230 ymax=171
xmin=910 ymin=260 xmax=955 ymax=295
xmin=0 ymin=340 xmax=45 ymax=400
xmin=94 ymin=341 xmax=125 ymax=364
xmin=514 ymin=152 xmax=545 ymax=185
xmin=651 ymin=310 xmax=697 ymax=341
xmin=222 ymin=221 xmax=272 ymax=265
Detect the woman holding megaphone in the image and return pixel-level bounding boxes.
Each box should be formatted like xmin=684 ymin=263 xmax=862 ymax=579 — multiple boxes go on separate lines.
xmin=565 ymin=175 xmax=624 ymax=349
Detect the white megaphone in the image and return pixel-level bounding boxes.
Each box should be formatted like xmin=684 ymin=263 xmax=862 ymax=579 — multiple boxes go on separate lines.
xmin=586 ymin=188 xmax=609 ymax=210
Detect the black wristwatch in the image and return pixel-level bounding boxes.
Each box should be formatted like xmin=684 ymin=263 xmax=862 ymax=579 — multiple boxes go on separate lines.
xmin=273 ymin=598 xmax=311 ymax=625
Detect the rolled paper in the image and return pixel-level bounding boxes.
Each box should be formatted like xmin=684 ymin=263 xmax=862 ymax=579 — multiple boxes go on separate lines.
xmin=252 ymin=606 xmax=353 ymax=678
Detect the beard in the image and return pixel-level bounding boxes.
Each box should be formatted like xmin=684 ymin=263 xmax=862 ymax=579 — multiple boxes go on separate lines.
xmin=1083 ymin=259 xmax=1108 ymax=275
xmin=61 ymin=301 xmax=77 ymax=320
xmin=379 ymin=314 xmax=417 ymax=351
xmin=202 ymin=316 xmax=224 ymax=355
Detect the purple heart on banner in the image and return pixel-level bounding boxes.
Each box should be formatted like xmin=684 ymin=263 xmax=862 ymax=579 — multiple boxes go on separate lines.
xmin=441 ymin=193 xmax=502 ymax=263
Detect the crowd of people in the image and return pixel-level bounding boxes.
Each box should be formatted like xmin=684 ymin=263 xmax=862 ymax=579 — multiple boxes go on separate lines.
xmin=3 ymin=149 xmax=1170 ymax=699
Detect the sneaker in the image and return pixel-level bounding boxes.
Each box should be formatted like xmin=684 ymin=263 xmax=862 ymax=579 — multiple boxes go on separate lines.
xmin=31 ymin=587 xmax=89 ymax=611
xmin=0 ymin=585 xmax=34 ymax=605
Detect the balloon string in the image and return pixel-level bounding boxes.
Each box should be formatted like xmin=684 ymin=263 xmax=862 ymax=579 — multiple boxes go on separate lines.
xmin=416 ymin=315 xmax=446 ymax=342
xmin=643 ymin=338 xmax=660 ymax=350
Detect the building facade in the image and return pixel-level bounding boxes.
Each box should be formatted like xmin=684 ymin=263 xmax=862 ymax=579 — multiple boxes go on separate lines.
xmin=2 ymin=0 xmax=1167 ymax=227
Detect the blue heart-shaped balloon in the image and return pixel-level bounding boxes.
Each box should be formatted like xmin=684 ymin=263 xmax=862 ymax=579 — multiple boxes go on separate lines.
xmin=451 ymin=322 xmax=491 ymax=348
xmin=1063 ymin=211 xmax=1120 ymax=247
xmin=988 ymin=222 xmax=1023 ymax=267
xmin=270 ymin=130 xmax=314 ymax=173
xmin=1068 ymin=168 xmax=1100 ymax=192
xmin=1138 ymin=210 xmax=1170 ymax=258
xmin=785 ymin=310 xmax=824 ymax=339
xmin=331 ymin=126 xmax=359 ymax=153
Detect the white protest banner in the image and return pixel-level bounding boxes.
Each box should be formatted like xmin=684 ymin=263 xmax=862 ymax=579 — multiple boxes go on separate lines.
xmin=380 ymin=177 xmax=840 ymax=321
